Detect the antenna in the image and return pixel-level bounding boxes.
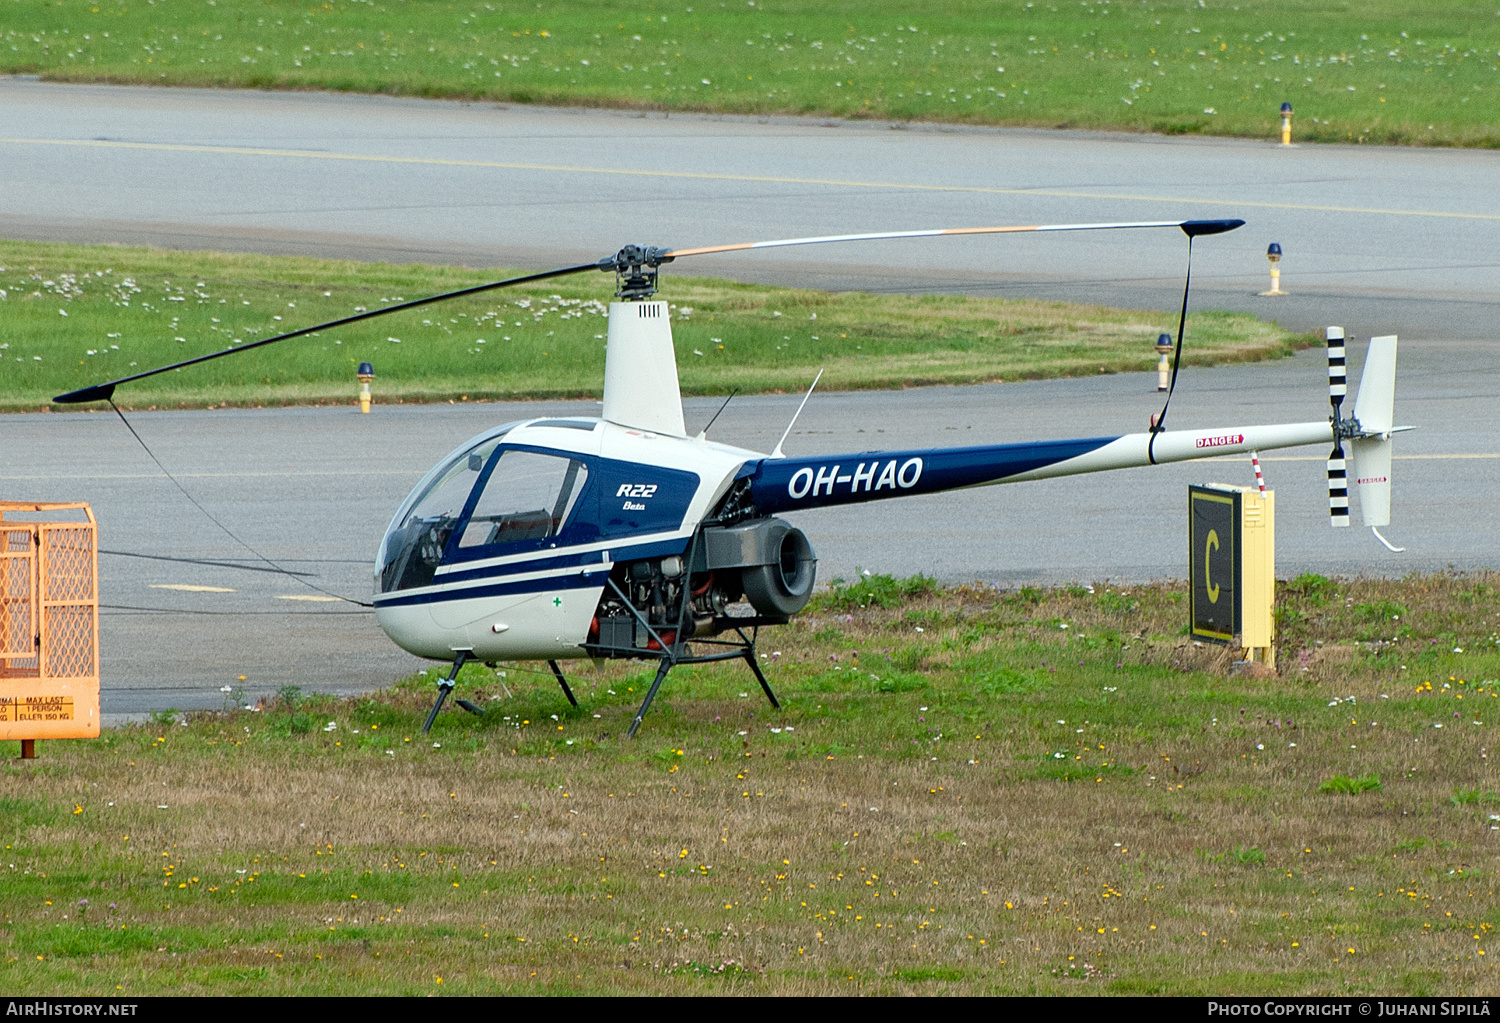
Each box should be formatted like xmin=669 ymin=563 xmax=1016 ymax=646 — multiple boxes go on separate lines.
xmin=771 ymin=369 xmax=823 ymax=459
xmin=1326 ymin=326 xmax=1350 ymax=527
xmin=698 ymin=388 xmax=739 ymax=439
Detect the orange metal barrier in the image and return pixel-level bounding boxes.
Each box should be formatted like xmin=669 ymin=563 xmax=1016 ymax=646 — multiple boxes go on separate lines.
xmin=0 ymin=502 xmax=100 ymax=749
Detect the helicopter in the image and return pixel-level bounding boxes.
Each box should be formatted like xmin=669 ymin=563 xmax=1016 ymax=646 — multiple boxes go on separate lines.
xmin=54 ymin=218 xmax=1404 ymax=736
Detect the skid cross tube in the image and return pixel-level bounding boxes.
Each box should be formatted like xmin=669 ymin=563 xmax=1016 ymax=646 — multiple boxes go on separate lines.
xmin=623 ymin=637 xmax=778 ymax=736
xmin=422 ymin=649 xmax=471 ymax=733
xmin=672 ymin=530 xmax=705 ymax=654
xmin=627 ymin=531 xmax=703 ymax=737
xmin=628 ymin=658 xmax=675 ymax=738
xmin=621 ymin=635 xmax=780 ymax=738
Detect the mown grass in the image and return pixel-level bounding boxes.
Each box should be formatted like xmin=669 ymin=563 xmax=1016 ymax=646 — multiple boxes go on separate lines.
xmin=2 ymin=572 xmax=1499 ymax=994
xmin=0 ymin=239 xmax=1303 ymax=411
xmin=3 ymin=1 xmax=1498 ymax=147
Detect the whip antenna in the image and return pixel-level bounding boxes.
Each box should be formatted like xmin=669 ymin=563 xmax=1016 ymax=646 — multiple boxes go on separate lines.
xmin=699 ymin=388 xmax=740 ymax=438
xmin=771 ymin=369 xmax=823 ymax=459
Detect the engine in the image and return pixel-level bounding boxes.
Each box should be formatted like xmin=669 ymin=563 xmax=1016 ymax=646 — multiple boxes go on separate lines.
xmin=589 ymin=517 xmax=816 ymax=654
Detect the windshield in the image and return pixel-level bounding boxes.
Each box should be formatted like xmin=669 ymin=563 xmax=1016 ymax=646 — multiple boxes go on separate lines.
xmin=377 ymin=437 xmax=502 ymax=593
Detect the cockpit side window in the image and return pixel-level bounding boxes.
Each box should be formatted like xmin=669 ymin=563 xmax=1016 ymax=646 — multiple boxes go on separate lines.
xmin=457 ymin=450 xmax=589 ymax=549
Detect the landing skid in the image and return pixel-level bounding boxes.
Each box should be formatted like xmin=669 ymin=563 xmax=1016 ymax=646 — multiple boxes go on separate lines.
xmin=587 ymin=568 xmax=784 ymax=737
xmin=424 ymin=542 xmax=787 ymax=736
xmin=424 ymin=654 xmax=579 ymax=731
xmin=549 ymin=659 xmax=579 ymax=707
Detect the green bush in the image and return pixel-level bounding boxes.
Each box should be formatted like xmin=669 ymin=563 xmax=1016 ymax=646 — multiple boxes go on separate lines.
xmin=1320 ymin=773 xmax=1382 ymax=794
xmin=871 ymin=672 xmax=928 ymax=694
xmin=1355 ymin=600 xmax=1408 ymax=623
xmin=1006 ymin=586 xmax=1045 ymax=607
xmin=1273 ymin=605 xmax=1306 ymax=627
xmin=823 ymin=573 xmax=938 ymax=610
xmin=1286 ymin=573 xmax=1338 ymax=606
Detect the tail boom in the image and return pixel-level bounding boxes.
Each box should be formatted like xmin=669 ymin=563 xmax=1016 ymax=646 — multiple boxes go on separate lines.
xmin=749 ymin=421 xmax=1332 ymax=514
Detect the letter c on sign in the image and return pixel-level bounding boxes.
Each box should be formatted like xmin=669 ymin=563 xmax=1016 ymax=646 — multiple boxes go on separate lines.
xmin=1205 ymin=529 xmax=1220 ymax=603
xmin=788 ymin=467 xmax=814 ymax=500
xmin=897 ymin=457 xmax=923 ymax=488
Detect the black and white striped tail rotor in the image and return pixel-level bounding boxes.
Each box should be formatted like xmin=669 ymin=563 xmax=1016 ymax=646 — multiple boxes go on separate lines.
xmin=1327 ymin=326 xmax=1350 ymax=527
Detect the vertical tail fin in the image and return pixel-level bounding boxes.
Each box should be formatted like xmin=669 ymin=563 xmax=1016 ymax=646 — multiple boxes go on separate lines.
xmin=1350 ymin=335 xmax=1398 ymax=529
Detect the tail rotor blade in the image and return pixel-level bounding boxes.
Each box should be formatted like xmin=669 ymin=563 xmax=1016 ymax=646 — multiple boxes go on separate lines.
xmin=1328 ymin=441 xmax=1350 ymax=527
xmin=1327 ymin=326 xmax=1350 ymax=527
xmin=1327 ymin=326 xmax=1347 ymax=417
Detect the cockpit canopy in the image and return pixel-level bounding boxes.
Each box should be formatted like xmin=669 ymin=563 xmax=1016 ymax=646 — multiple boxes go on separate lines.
xmin=376 ymin=421 xmax=709 ymax=595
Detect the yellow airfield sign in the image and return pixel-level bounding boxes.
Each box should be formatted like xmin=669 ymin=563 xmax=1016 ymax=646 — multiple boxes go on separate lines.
xmin=1189 ymin=484 xmax=1275 ymax=667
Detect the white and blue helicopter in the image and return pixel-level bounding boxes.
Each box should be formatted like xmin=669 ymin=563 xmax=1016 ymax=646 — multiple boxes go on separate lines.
xmin=56 ymin=218 xmax=1404 ymax=735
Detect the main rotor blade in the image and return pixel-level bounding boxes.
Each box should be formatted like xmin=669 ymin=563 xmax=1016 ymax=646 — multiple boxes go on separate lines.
xmin=52 ymin=260 xmax=601 ymax=404
xmin=54 ymin=217 xmax=1244 ymax=405
xmin=664 ymin=218 xmax=1243 ymax=258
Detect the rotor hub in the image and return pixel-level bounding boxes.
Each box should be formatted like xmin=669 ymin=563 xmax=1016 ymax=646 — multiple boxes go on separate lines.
xmin=602 ymin=244 xmax=673 ymax=300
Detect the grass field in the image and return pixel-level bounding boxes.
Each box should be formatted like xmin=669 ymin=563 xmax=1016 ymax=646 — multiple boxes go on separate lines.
xmin=0 ymin=239 xmax=1303 ymax=411
xmin=3 ymin=572 xmax=1499 ymax=995
xmin=3 ymin=0 xmax=1497 ymax=147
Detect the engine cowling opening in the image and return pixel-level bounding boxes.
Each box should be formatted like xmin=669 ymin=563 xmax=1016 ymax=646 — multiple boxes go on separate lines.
xmin=738 ymin=522 xmax=816 ymax=616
